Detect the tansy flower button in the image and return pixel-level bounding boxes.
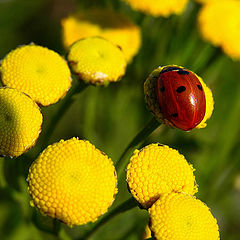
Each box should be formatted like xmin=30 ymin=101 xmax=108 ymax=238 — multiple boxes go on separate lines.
xmin=0 ymin=87 xmax=42 ymax=157
xmin=0 ymin=44 xmax=72 ymax=106
xmin=67 ymin=37 xmax=127 ymax=85
xmin=149 ymin=193 xmax=220 ymax=240
xmin=126 ymin=143 xmax=197 ymax=208
xmin=27 ymin=137 xmax=118 ymax=226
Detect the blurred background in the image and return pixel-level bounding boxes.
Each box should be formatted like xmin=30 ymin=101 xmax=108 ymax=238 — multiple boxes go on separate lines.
xmin=0 ymin=0 xmax=240 ymax=239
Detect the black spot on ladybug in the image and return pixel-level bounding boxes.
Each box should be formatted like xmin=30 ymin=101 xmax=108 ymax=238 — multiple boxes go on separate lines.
xmin=176 ymin=86 xmax=186 ymax=93
xmin=160 ymin=66 xmax=182 ymax=74
xmin=160 ymin=86 xmax=165 ymax=92
xmin=197 ymin=85 xmax=203 ymax=91
xmin=177 ymin=70 xmax=189 ymax=75
xmin=171 ymin=113 xmax=178 ymax=117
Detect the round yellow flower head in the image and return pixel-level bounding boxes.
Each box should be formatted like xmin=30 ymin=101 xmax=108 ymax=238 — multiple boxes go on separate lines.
xmin=68 ymin=37 xmax=127 ymax=85
xmin=0 ymin=44 xmax=72 ymax=106
xmin=198 ymin=0 xmax=240 ymax=60
xmin=27 ymin=137 xmax=118 ymax=226
xmin=61 ymin=8 xmax=141 ymax=62
xmin=0 ymin=87 xmax=42 ymax=157
xmin=149 ymin=193 xmax=220 ymax=240
xmin=126 ymin=143 xmax=197 ymax=208
xmin=144 ymin=65 xmax=214 ymax=131
xmin=122 ymin=0 xmax=189 ymax=17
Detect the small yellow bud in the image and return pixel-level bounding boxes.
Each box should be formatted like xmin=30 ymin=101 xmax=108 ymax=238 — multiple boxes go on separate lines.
xmin=68 ymin=37 xmax=127 ymax=85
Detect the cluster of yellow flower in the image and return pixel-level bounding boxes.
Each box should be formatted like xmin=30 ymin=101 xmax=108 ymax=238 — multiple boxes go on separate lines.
xmin=61 ymin=8 xmax=141 ymax=63
xmin=127 ymin=143 xmax=220 ymax=239
xmin=0 ymin=43 xmax=72 ymax=157
xmin=0 ymin=36 xmax=127 ymax=157
xmin=0 ymin=2 xmax=225 ymax=239
xmin=139 ymin=66 xmax=218 ymax=239
xmin=0 ymin=19 xmax=129 ymax=228
xmin=120 ymin=0 xmax=240 ymax=61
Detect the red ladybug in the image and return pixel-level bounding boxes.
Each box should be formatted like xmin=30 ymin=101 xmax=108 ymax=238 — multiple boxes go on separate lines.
xmin=156 ymin=66 xmax=206 ymax=131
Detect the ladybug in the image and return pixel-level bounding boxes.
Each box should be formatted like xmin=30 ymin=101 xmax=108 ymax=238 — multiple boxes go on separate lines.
xmin=156 ymin=66 xmax=206 ymax=131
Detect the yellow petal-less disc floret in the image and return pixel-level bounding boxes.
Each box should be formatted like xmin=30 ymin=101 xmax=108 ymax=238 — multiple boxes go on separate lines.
xmin=0 ymin=44 xmax=72 ymax=106
xmin=149 ymin=193 xmax=220 ymax=240
xmin=122 ymin=0 xmax=189 ymax=17
xmin=144 ymin=65 xmax=214 ymax=130
xmin=68 ymin=37 xmax=127 ymax=85
xmin=0 ymin=87 xmax=42 ymax=157
xmin=198 ymin=0 xmax=240 ymax=60
xmin=126 ymin=144 xmax=197 ymax=208
xmin=27 ymin=138 xmax=118 ymax=226
xmin=61 ymin=9 xmax=141 ymax=62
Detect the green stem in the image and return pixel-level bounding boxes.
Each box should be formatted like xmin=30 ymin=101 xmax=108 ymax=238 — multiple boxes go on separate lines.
xmin=53 ymin=219 xmax=61 ymax=237
xmin=0 ymin=157 xmax=7 ymax=188
xmin=32 ymin=212 xmax=61 ymax=236
xmin=77 ymin=197 xmax=138 ymax=240
xmin=192 ymin=46 xmax=222 ymax=73
xmin=115 ymin=117 xmax=160 ymax=174
xmin=40 ymin=81 xmax=87 ymax=151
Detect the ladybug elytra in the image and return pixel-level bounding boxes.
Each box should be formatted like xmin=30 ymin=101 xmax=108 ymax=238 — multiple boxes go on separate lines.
xmin=156 ymin=66 xmax=206 ymax=131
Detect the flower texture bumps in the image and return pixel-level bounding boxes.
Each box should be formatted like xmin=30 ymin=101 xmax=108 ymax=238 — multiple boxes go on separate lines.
xmin=149 ymin=193 xmax=220 ymax=240
xmin=122 ymin=0 xmax=189 ymax=17
xmin=68 ymin=37 xmax=127 ymax=85
xmin=198 ymin=0 xmax=240 ymax=60
xmin=0 ymin=87 xmax=42 ymax=157
xmin=27 ymin=138 xmax=118 ymax=226
xmin=144 ymin=65 xmax=214 ymax=130
xmin=0 ymin=44 xmax=72 ymax=106
xmin=126 ymin=144 xmax=197 ymax=208
xmin=61 ymin=8 xmax=141 ymax=62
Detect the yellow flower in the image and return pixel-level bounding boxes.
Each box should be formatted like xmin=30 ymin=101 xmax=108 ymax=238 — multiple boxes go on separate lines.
xmin=0 ymin=87 xmax=42 ymax=157
xmin=149 ymin=193 xmax=220 ymax=240
xmin=126 ymin=144 xmax=197 ymax=208
xmin=0 ymin=44 xmax=72 ymax=106
xmin=61 ymin=9 xmax=141 ymax=62
xmin=27 ymin=137 xmax=118 ymax=226
xmin=198 ymin=0 xmax=240 ymax=60
xmin=195 ymin=0 xmax=221 ymax=4
xmin=144 ymin=65 xmax=214 ymax=131
xmin=122 ymin=0 xmax=189 ymax=17
xmin=68 ymin=37 xmax=127 ymax=85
